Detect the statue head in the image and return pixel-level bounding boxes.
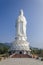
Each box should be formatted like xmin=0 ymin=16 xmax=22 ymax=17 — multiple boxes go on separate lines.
xmin=19 ymin=9 xmax=24 ymax=16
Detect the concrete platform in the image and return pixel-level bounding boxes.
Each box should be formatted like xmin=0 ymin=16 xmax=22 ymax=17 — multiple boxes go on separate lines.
xmin=0 ymin=58 xmax=43 ymax=65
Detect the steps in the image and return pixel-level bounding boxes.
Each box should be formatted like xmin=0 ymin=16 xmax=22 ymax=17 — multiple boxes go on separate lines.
xmin=10 ymin=54 xmax=32 ymax=58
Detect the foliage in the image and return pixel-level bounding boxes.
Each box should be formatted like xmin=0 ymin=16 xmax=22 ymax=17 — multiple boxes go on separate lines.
xmin=30 ymin=47 xmax=43 ymax=57
xmin=0 ymin=43 xmax=10 ymax=54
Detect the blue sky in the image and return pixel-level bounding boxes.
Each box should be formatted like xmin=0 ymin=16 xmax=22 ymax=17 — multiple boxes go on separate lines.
xmin=0 ymin=0 xmax=43 ymax=49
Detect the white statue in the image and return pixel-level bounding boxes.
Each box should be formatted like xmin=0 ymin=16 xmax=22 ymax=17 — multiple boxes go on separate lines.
xmin=16 ymin=9 xmax=27 ymax=40
xmin=10 ymin=9 xmax=30 ymax=54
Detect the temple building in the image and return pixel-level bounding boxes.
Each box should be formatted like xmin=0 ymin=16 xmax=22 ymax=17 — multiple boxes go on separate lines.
xmin=10 ymin=9 xmax=31 ymax=55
